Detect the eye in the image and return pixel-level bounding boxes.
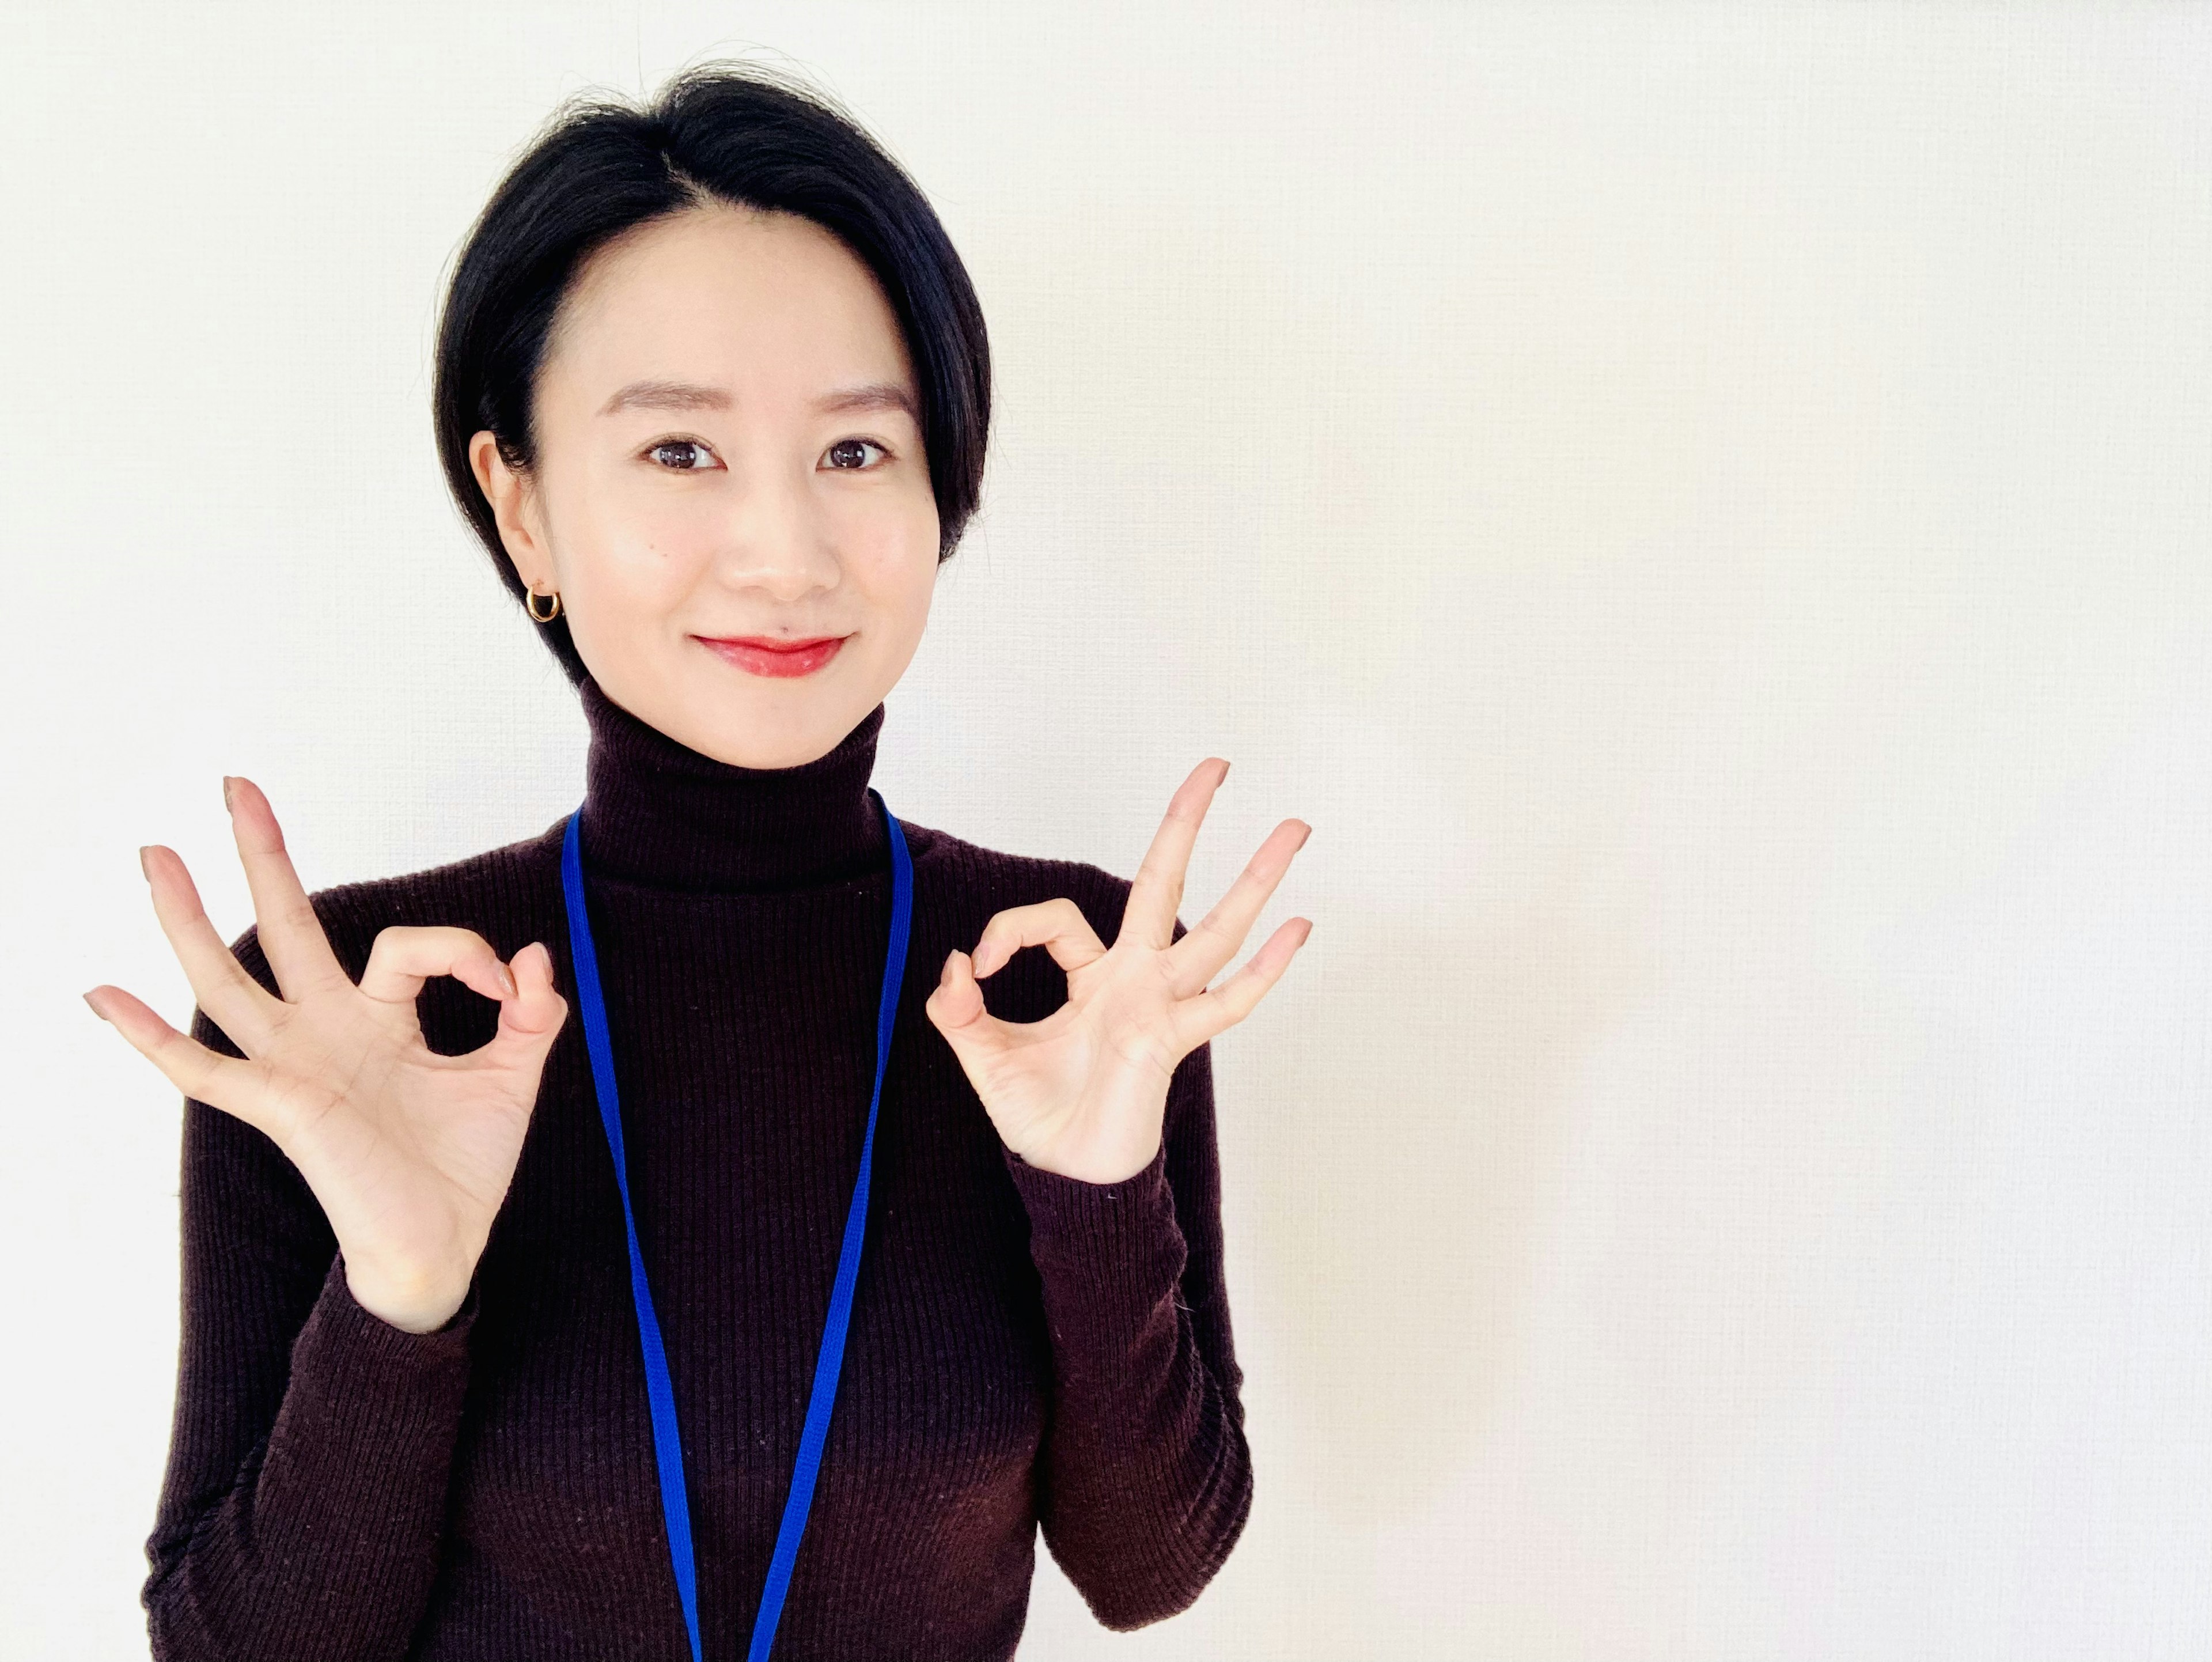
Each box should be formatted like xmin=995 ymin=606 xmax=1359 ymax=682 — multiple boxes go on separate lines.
xmin=645 ymin=438 xmax=721 ymax=471
xmin=822 ymin=437 xmax=889 ymax=471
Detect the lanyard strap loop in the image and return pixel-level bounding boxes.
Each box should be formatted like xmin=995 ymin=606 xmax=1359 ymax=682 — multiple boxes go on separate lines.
xmin=560 ymin=789 xmax=914 ymax=1662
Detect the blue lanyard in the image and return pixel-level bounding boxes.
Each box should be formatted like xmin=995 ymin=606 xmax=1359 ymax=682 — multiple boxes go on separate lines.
xmin=559 ymin=789 xmax=914 ymax=1662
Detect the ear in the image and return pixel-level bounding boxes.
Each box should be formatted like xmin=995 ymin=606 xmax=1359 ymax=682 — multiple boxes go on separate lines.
xmin=469 ymin=429 xmax=554 ymax=592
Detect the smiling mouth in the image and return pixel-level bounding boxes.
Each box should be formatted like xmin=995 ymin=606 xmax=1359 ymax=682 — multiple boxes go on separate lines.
xmin=693 ymin=634 xmax=849 ymax=679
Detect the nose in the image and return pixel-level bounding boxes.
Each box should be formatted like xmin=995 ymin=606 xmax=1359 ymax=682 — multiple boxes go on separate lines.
xmin=707 ymin=457 xmax=842 ymax=604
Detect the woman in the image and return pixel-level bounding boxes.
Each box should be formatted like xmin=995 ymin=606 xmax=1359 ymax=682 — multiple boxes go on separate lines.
xmin=85 ymin=62 xmax=1310 ymax=1662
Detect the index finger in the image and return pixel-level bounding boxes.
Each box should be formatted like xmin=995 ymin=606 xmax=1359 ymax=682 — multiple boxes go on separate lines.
xmin=223 ymin=775 xmax=349 ymax=999
xmin=1124 ymin=757 xmax=1229 ymax=951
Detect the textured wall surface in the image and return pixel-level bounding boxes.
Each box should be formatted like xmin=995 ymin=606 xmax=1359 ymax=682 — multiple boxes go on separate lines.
xmin=6 ymin=3 xmax=2209 ymax=1657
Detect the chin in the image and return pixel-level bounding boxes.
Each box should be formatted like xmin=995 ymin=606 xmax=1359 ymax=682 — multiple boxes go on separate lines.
xmin=682 ymin=677 xmax=876 ymax=770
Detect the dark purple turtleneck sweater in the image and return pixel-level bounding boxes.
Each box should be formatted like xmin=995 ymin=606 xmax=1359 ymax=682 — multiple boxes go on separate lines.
xmin=142 ymin=679 xmax=1252 ymax=1660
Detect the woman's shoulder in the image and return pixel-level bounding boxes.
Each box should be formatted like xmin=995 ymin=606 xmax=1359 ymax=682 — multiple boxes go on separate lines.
xmin=901 ymin=819 xmax=1171 ymax=942
xmin=224 ymin=817 xmax=569 ymax=978
xmin=321 ymin=817 xmax=566 ymax=918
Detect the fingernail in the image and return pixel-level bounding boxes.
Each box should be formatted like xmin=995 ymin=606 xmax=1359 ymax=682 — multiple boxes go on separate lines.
xmin=1218 ymin=759 xmax=1232 ymax=784
xmin=138 ymin=846 xmax=153 ymax=881
xmin=495 ymin=962 xmax=518 ymax=997
xmin=1298 ymin=823 xmax=1313 ymax=849
xmin=222 ymin=776 xmax=235 ymax=814
xmin=83 ymin=989 xmax=111 ymax=1022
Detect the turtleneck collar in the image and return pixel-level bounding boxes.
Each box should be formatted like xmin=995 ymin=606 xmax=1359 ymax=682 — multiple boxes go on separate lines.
xmin=574 ymin=675 xmax=890 ymax=893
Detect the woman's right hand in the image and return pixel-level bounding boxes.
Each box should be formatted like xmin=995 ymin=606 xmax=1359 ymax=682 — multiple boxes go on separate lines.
xmin=85 ymin=775 xmax=569 ymax=1334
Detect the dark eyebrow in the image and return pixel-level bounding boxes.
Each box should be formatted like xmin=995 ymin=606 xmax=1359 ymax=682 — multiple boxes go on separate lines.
xmin=598 ymin=380 xmax=731 ymax=417
xmin=596 ymin=379 xmax=919 ymax=421
xmin=812 ymin=381 xmax=919 ymax=421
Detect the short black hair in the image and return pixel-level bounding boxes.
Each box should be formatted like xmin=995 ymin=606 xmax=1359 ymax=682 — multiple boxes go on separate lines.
xmin=431 ymin=61 xmax=991 ymax=686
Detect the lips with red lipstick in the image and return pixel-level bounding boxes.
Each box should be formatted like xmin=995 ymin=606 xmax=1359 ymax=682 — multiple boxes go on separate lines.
xmin=695 ymin=633 xmax=850 ymax=679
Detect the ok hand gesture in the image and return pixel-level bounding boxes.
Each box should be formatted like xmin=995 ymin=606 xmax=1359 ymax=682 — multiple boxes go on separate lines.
xmin=84 ymin=778 xmax=567 ymax=1332
xmin=925 ymin=759 xmax=1310 ymax=1185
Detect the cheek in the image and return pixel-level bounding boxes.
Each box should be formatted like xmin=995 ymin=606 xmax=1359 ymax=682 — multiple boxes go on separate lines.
xmin=844 ymin=513 xmax=933 ymax=642
xmin=836 ymin=487 xmax=941 ymax=615
xmin=560 ymin=476 xmax=713 ymax=609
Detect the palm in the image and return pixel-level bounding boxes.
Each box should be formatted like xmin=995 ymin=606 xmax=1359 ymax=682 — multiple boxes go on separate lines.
xmin=249 ymin=986 xmax=546 ymax=1292
xmin=925 ymin=757 xmax=1312 ymax=1185
xmin=85 ymin=775 xmax=566 ymax=1330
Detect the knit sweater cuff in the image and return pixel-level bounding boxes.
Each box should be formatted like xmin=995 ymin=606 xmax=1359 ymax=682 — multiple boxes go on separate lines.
xmin=274 ymin=1254 xmax=479 ymax=1459
xmin=1002 ymin=1141 xmax=1188 ymax=1364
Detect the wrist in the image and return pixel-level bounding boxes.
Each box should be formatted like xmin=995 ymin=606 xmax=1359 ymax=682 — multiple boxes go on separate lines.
xmin=1009 ymin=1131 xmax=1164 ymax=1187
xmin=343 ymin=1256 xmax=471 ymax=1335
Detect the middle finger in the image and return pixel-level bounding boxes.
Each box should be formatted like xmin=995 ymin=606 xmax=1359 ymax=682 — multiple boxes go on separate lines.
xmin=1124 ymin=758 xmax=1230 ymax=951
xmin=224 ymin=775 xmax=349 ymax=1000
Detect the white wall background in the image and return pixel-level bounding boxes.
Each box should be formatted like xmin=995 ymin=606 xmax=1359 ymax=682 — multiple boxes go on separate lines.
xmin=4 ymin=3 xmax=2208 ymax=1657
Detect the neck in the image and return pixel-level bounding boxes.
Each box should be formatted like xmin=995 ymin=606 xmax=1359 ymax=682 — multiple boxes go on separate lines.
xmin=574 ymin=676 xmax=890 ymax=892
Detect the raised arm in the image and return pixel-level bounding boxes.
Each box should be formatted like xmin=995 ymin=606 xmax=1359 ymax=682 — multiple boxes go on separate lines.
xmin=1002 ymin=1029 xmax=1253 ymax=1627
xmin=82 ymin=775 xmax=565 ymax=1659
xmin=924 ymin=752 xmax=1310 ymax=1628
xmin=142 ymin=978 xmax=481 ymax=1660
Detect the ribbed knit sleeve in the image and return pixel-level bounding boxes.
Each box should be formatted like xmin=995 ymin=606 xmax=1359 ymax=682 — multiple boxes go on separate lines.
xmin=1001 ymin=1028 xmax=1254 ymax=1629
xmin=141 ymin=923 xmax=479 ymax=1662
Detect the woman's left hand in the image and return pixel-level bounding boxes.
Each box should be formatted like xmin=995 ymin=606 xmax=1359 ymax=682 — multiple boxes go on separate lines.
xmin=925 ymin=758 xmax=1312 ymax=1185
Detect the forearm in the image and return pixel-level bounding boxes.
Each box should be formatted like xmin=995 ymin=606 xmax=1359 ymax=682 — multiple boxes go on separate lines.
xmin=145 ymin=1253 xmax=476 ymax=1661
xmin=1006 ymin=1139 xmax=1253 ymax=1630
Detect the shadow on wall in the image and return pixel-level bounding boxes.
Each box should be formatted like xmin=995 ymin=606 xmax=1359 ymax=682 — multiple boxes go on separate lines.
xmin=1250 ymin=835 xmax=1659 ymax=1528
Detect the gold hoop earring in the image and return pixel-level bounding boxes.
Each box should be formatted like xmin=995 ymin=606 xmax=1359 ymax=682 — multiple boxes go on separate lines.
xmin=526 ymin=588 xmax=563 ymax=623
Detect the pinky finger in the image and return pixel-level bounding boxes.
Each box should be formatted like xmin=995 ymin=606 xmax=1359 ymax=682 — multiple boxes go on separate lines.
xmin=84 ymin=985 xmax=266 ymax=1122
xmin=1169 ymin=917 xmax=1312 ymax=1051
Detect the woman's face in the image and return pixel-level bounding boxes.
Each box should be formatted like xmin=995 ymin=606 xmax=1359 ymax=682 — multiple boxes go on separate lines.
xmin=471 ymin=203 xmax=942 ymax=768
